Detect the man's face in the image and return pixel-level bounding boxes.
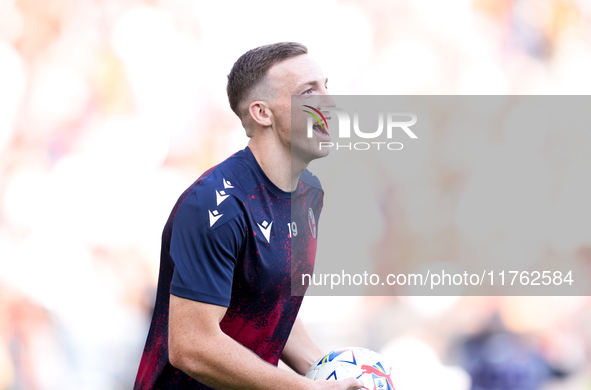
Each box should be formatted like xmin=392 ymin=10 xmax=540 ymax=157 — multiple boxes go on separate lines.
xmin=264 ymin=54 xmax=334 ymax=164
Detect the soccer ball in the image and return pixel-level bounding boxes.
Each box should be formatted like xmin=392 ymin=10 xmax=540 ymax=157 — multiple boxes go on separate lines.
xmin=306 ymin=347 xmax=395 ymax=390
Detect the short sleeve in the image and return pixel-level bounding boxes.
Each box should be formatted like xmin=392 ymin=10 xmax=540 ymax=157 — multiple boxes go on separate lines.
xmin=169 ymin=190 xmax=245 ymax=307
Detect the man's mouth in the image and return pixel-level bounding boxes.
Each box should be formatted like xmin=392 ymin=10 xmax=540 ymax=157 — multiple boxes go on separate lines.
xmin=312 ymin=116 xmax=331 ymax=136
xmin=312 ymin=122 xmax=329 ymax=135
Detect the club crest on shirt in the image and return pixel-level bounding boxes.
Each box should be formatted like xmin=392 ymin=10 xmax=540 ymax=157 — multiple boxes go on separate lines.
xmin=308 ymin=208 xmax=316 ymax=239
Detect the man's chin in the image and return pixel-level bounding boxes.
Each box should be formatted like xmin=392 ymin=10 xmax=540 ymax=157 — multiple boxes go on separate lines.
xmin=291 ymin=148 xmax=329 ymax=168
xmin=306 ymin=134 xmax=332 ymax=160
xmin=308 ymin=144 xmax=331 ymax=161
xmin=315 ymin=147 xmax=330 ymax=159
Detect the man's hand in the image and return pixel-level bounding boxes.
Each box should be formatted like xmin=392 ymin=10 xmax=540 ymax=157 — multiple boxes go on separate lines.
xmin=281 ymin=318 xmax=364 ymax=389
xmin=311 ymin=377 xmax=365 ymax=389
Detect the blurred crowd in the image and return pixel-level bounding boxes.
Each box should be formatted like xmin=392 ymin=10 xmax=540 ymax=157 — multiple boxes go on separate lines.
xmin=1 ymin=0 xmax=591 ymax=389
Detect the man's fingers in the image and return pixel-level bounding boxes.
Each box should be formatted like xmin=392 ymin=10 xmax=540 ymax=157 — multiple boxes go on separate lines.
xmin=311 ymin=377 xmax=365 ymax=390
xmin=341 ymin=377 xmax=365 ymax=389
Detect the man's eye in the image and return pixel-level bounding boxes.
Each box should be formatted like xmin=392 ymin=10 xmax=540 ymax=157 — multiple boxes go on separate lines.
xmin=303 ymin=88 xmax=313 ymax=94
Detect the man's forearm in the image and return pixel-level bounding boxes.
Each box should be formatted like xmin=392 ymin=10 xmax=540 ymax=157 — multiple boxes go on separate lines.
xmin=281 ymin=317 xmax=324 ymax=375
xmin=168 ymin=296 xmax=362 ymax=390
xmin=170 ymin=326 xmax=314 ymax=390
xmin=169 ymin=295 xmax=315 ymax=389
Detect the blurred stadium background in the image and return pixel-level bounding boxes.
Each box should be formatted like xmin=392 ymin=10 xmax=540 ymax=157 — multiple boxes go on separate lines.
xmin=1 ymin=0 xmax=591 ymax=389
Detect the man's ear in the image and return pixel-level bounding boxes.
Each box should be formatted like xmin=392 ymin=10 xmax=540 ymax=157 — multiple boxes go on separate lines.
xmin=248 ymin=101 xmax=273 ymax=127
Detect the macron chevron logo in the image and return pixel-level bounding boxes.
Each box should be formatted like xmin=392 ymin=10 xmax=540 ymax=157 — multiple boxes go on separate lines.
xmin=223 ymin=178 xmax=234 ymax=189
xmin=208 ymin=210 xmax=223 ymax=227
xmin=257 ymin=220 xmax=273 ymax=243
xmin=216 ymin=190 xmax=229 ymax=206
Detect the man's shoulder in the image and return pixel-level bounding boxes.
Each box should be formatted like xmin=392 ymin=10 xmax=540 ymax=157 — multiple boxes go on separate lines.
xmin=299 ymin=169 xmax=323 ymax=191
xmin=193 ymin=149 xmax=257 ymax=199
xmin=173 ymin=150 xmax=257 ymax=231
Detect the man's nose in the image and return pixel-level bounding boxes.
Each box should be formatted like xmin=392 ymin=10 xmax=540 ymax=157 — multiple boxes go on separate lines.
xmin=319 ymin=90 xmax=336 ymax=108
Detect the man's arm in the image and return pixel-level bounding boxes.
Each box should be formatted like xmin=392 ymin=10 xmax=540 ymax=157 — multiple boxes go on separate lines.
xmin=168 ymin=295 xmax=363 ymax=390
xmin=281 ymin=316 xmax=324 ymax=375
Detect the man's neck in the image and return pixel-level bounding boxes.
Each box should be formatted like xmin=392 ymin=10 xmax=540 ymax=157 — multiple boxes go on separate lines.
xmin=247 ymin=140 xmax=305 ymax=193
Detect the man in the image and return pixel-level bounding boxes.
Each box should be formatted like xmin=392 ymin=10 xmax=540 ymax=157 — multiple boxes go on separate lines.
xmin=134 ymin=42 xmax=362 ymax=390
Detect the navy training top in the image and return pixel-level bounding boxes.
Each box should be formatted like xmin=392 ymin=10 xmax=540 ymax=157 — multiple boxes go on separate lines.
xmin=135 ymin=147 xmax=324 ymax=389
